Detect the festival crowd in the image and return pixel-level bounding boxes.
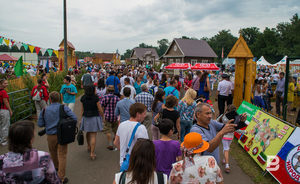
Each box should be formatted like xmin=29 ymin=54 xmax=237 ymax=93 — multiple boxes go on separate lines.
xmin=0 ymin=62 xmax=299 ymax=183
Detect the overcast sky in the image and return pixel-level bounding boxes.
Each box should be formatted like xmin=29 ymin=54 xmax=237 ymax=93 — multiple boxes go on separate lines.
xmin=1 ymin=0 xmax=299 ymax=54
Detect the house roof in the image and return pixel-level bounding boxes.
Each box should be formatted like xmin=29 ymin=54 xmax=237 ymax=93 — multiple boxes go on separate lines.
xmin=165 ymin=39 xmax=217 ymax=58
xmin=94 ymin=53 xmax=114 ymax=60
xmin=59 ymin=39 xmax=75 ymax=50
xmin=130 ymin=48 xmax=159 ymax=60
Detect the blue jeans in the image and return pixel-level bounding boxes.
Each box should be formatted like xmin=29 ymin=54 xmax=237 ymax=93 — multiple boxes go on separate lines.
xmin=180 ymin=120 xmax=192 ymax=142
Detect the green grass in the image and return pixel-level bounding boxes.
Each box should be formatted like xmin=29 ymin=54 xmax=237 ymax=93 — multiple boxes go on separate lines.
xmin=230 ymin=139 xmax=278 ymax=184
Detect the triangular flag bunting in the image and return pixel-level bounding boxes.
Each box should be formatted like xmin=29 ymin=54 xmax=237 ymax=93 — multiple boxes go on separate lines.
xmin=28 ymin=45 xmax=35 ymax=53
xmin=14 ymin=56 xmax=24 ymax=77
xmin=22 ymin=43 xmax=28 ymax=51
xmin=53 ymin=50 xmax=58 ymax=57
xmin=0 ymin=37 xmax=3 ymax=45
xmin=35 ymin=47 xmax=41 ymax=55
xmin=4 ymin=39 xmax=10 ymax=46
xmin=11 ymin=40 xmax=15 ymax=46
xmin=15 ymin=42 xmax=22 ymax=50
xmin=40 ymin=48 xmax=47 ymax=56
xmin=47 ymin=49 xmax=53 ymax=56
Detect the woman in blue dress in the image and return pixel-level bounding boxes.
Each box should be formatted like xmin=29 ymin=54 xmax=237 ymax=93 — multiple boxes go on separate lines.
xmin=198 ymin=71 xmax=211 ymax=100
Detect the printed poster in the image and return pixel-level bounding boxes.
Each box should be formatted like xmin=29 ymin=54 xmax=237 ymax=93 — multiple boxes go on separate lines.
xmin=268 ymin=128 xmax=300 ymax=184
xmin=238 ymin=110 xmax=294 ymax=170
xmin=234 ymin=101 xmax=259 ymax=139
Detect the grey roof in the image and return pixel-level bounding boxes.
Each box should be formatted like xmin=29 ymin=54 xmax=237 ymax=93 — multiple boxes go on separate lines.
xmin=172 ymin=38 xmax=217 ymax=58
xmin=131 ymin=48 xmax=159 ymax=60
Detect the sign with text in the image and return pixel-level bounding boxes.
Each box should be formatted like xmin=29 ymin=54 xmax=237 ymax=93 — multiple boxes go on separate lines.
xmin=268 ymin=127 xmax=300 ymax=184
xmin=234 ymin=101 xmax=259 ymax=139
xmin=238 ymin=110 xmax=294 ymax=170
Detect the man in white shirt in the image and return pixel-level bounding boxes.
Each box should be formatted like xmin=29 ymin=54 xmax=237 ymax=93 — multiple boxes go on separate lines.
xmin=226 ymin=75 xmax=234 ymax=105
xmin=120 ymin=78 xmax=136 ymax=99
xmin=216 ymin=74 xmax=232 ymax=115
xmin=114 ymin=103 xmax=149 ymax=166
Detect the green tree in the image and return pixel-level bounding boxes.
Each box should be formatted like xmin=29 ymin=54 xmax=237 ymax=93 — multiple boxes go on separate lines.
xmin=157 ymin=39 xmax=169 ymax=56
xmin=207 ymin=30 xmax=237 ymax=62
xmin=121 ymin=49 xmax=132 ymax=60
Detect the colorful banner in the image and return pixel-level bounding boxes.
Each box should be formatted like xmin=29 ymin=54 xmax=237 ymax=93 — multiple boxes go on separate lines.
xmin=4 ymin=39 xmax=10 ymax=46
xmin=268 ymin=128 xmax=300 ymax=183
xmin=53 ymin=50 xmax=58 ymax=57
xmin=235 ymin=101 xmax=259 ymax=139
xmin=47 ymin=49 xmax=53 ymax=56
xmin=238 ymin=110 xmax=294 ymax=170
xmin=28 ymin=45 xmax=35 ymax=53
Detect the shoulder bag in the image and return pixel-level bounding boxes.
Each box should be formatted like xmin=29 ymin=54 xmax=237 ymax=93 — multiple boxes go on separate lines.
xmin=120 ymin=122 xmax=141 ymax=172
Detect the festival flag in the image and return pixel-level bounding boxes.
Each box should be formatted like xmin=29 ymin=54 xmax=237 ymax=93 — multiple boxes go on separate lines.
xmin=59 ymin=59 xmax=63 ymax=71
xmin=15 ymin=42 xmax=22 ymax=50
xmin=40 ymin=48 xmax=47 ymax=56
xmin=221 ymin=47 xmax=224 ymax=59
xmin=28 ymin=45 xmax=35 ymax=53
xmin=22 ymin=43 xmax=28 ymax=51
xmin=47 ymin=49 xmax=53 ymax=56
xmin=35 ymin=47 xmax=41 ymax=55
xmin=53 ymin=50 xmax=58 ymax=57
xmin=14 ymin=56 xmax=24 ymax=77
xmin=0 ymin=37 xmax=3 ymax=45
xmin=46 ymin=59 xmax=49 ymax=73
xmin=4 ymin=39 xmax=10 ymax=46
xmin=11 ymin=40 xmax=15 ymax=46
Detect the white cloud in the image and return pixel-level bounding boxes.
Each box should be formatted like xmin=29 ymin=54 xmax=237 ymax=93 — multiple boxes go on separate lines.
xmin=0 ymin=0 xmax=299 ymax=54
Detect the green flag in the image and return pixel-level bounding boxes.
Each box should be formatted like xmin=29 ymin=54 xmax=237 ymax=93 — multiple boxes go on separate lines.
xmin=14 ymin=56 xmax=24 ymax=77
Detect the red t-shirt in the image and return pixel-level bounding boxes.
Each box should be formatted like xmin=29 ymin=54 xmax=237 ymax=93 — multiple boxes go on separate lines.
xmin=0 ymin=89 xmax=9 ymax=110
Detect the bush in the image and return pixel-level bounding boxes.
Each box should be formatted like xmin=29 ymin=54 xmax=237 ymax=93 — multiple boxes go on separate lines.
xmin=47 ymin=71 xmax=68 ymax=93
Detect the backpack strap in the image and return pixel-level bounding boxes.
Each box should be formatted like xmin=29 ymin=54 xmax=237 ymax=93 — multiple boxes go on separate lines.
xmin=119 ymin=171 xmax=126 ymax=184
xmin=124 ymin=123 xmax=141 ymax=161
xmin=157 ymin=172 xmax=164 ymax=184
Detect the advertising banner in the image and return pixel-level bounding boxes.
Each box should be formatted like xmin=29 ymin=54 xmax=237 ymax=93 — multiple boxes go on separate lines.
xmin=238 ymin=110 xmax=294 ymax=170
xmin=234 ymin=101 xmax=259 ymax=139
xmin=268 ymin=127 xmax=300 ymax=184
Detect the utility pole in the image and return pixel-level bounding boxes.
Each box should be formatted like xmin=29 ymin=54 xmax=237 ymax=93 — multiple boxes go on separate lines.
xmin=63 ymin=0 xmax=68 ymax=70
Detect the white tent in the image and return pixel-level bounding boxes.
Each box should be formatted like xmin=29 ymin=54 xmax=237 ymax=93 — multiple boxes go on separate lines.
xmin=222 ymin=58 xmax=235 ymax=66
xmin=272 ymin=56 xmax=287 ymax=66
xmin=257 ymin=56 xmax=272 ymax=66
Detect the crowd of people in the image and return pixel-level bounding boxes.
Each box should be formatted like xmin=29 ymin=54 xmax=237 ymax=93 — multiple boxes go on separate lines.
xmin=0 ymin=62 xmax=299 ymax=183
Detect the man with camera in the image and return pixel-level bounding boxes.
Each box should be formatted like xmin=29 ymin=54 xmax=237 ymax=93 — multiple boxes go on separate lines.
xmin=190 ymin=103 xmax=246 ymax=163
xmin=38 ymin=91 xmax=77 ymax=183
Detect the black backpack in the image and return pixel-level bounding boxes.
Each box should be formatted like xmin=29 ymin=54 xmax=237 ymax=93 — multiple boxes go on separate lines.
xmin=57 ymin=105 xmax=78 ymax=145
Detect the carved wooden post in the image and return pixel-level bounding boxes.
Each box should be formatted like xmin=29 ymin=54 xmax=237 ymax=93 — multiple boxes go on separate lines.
xmin=228 ymin=35 xmax=255 ymax=107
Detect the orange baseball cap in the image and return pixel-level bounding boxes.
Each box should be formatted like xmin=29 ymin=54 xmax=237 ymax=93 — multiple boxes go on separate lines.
xmin=181 ymin=132 xmax=209 ymax=154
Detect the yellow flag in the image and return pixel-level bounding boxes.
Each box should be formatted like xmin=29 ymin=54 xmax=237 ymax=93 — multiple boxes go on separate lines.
xmin=28 ymin=45 xmax=35 ymax=53
xmin=53 ymin=50 xmax=58 ymax=57
xmin=4 ymin=39 xmax=10 ymax=46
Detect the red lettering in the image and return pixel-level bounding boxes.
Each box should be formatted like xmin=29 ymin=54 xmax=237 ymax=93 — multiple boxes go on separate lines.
xmin=295 ymin=174 xmax=300 ymax=181
xmin=286 ymin=161 xmax=291 ymax=166
xmin=278 ymin=134 xmax=283 ymax=139
xmin=280 ymin=129 xmax=286 ymax=135
xmin=297 ymin=146 xmax=300 ymax=151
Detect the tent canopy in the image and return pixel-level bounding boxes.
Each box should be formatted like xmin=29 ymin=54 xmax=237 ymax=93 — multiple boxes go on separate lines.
xmin=257 ymin=56 xmax=272 ymax=66
xmin=191 ymin=63 xmax=219 ymax=71
xmin=222 ymin=58 xmax=235 ymax=66
xmin=0 ymin=54 xmax=18 ymax=61
xmin=165 ymin=63 xmax=191 ymax=69
xmin=272 ymin=56 xmax=287 ymax=66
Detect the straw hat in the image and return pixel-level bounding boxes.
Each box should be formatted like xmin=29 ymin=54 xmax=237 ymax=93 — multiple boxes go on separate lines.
xmin=181 ymin=132 xmax=209 ymax=154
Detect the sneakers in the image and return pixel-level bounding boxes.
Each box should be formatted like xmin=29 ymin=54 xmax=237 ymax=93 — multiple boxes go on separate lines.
xmin=1 ymin=141 xmax=8 ymax=146
xmin=225 ymin=164 xmax=230 ymax=173
xmin=106 ymin=146 xmax=114 ymax=150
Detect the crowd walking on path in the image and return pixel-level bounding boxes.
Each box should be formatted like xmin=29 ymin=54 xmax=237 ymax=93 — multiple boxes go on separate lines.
xmin=0 ymin=62 xmax=299 ymax=183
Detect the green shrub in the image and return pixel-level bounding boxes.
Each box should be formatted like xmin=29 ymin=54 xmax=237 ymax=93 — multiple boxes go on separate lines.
xmin=22 ymin=74 xmax=35 ymax=91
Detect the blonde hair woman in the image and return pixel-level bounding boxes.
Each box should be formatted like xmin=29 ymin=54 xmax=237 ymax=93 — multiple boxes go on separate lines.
xmin=177 ymin=88 xmax=197 ymax=142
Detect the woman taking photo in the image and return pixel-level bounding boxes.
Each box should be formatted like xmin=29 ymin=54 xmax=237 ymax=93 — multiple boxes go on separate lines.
xmin=114 ymin=139 xmax=168 ymax=184
xmin=0 ymin=79 xmax=12 ymax=146
xmin=0 ymin=121 xmax=61 ymax=183
xmin=178 ymin=88 xmax=197 ymax=142
xmin=151 ymin=89 xmax=165 ymax=140
xmin=80 ymin=85 xmax=104 ymax=160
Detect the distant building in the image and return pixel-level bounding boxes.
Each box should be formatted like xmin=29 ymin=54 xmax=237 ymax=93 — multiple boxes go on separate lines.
xmin=93 ymin=52 xmax=121 ymax=64
xmin=162 ymin=38 xmax=217 ymax=65
xmin=58 ymin=39 xmax=76 ymax=69
xmin=130 ymin=48 xmax=159 ymax=66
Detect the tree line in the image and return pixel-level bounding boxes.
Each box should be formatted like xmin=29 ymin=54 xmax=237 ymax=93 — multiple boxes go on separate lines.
xmin=121 ymin=13 xmax=300 ymax=64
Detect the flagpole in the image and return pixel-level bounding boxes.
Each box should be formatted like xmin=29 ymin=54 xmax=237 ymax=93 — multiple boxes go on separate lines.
xmin=63 ymin=0 xmax=68 ymax=71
